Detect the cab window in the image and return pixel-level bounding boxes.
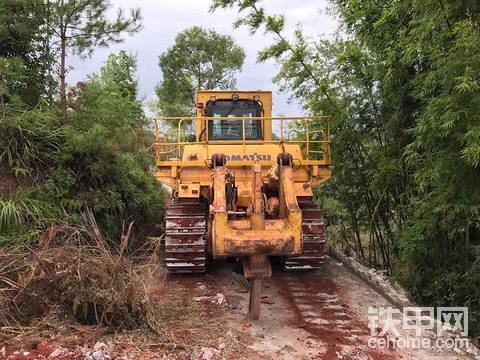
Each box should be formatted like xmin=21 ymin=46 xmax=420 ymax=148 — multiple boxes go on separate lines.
xmin=206 ymin=100 xmax=263 ymax=140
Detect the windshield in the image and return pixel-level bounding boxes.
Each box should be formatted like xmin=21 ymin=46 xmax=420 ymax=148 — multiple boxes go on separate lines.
xmin=205 ymin=100 xmax=263 ymax=140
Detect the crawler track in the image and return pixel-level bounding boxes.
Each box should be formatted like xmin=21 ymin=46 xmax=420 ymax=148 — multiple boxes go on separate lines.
xmin=164 ymin=199 xmax=208 ymax=273
xmin=284 ymin=199 xmax=326 ymax=269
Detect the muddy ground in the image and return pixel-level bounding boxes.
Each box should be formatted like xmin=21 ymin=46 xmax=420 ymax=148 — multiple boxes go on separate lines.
xmin=2 ymin=256 xmax=474 ymax=359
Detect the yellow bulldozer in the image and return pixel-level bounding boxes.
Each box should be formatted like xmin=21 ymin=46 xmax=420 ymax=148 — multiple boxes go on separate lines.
xmin=154 ymin=90 xmax=331 ymax=319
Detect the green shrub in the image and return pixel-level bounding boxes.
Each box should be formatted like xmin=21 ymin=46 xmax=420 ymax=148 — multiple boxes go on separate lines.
xmin=52 ymin=73 xmax=164 ymax=238
xmin=0 ymin=52 xmax=165 ymax=246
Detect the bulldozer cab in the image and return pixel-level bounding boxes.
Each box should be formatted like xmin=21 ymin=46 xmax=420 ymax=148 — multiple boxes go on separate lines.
xmin=195 ymin=90 xmax=273 ymax=142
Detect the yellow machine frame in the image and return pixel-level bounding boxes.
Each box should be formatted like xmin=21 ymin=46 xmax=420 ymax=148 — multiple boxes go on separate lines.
xmin=154 ymin=90 xmax=332 ymax=319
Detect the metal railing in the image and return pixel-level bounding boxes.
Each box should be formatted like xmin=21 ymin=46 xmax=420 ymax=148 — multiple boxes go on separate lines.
xmin=152 ymin=116 xmax=331 ymax=163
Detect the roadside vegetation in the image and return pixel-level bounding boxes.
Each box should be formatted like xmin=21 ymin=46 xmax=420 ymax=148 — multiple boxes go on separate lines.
xmin=0 ymin=0 xmax=168 ymax=345
xmin=212 ymin=0 xmax=480 ymax=335
xmin=0 ymin=0 xmax=162 ymax=246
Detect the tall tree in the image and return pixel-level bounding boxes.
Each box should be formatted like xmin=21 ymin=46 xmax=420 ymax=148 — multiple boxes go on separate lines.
xmin=47 ymin=0 xmax=142 ymax=123
xmin=156 ymin=26 xmax=245 ymax=116
xmin=0 ymin=0 xmax=53 ymax=106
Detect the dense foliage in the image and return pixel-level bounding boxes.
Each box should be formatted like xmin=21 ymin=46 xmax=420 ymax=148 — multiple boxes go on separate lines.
xmin=0 ymin=0 xmax=163 ymax=246
xmin=212 ymin=0 xmax=480 ymax=334
xmin=0 ymin=0 xmax=54 ymax=106
xmin=52 ymin=52 xmax=164 ymax=237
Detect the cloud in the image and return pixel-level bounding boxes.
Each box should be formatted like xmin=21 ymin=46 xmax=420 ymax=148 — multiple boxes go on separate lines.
xmin=68 ymin=0 xmax=337 ymax=116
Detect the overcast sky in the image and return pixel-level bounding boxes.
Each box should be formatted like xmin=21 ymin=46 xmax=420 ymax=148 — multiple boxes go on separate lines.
xmin=68 ymin=0 xmax=337 ymax=116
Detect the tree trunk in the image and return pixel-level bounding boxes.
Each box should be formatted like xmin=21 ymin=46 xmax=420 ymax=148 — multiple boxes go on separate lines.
xmin=44 ymin=0 xmax=52 ymax=105
xmin=60 ymin=34 xmax=67 ymax=123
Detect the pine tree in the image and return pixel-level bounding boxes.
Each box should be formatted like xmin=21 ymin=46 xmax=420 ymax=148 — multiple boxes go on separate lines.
xmin=47 ymin=0 xmax=142 ymax=123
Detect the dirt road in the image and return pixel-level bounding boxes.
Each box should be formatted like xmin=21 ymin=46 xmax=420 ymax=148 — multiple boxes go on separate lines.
xmin=177 ymin=257 xmax=473 ymax=360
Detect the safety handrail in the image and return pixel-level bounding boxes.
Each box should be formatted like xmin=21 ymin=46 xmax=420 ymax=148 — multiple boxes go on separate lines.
xmin=152 ymin=116 xmax=331 ymax=163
